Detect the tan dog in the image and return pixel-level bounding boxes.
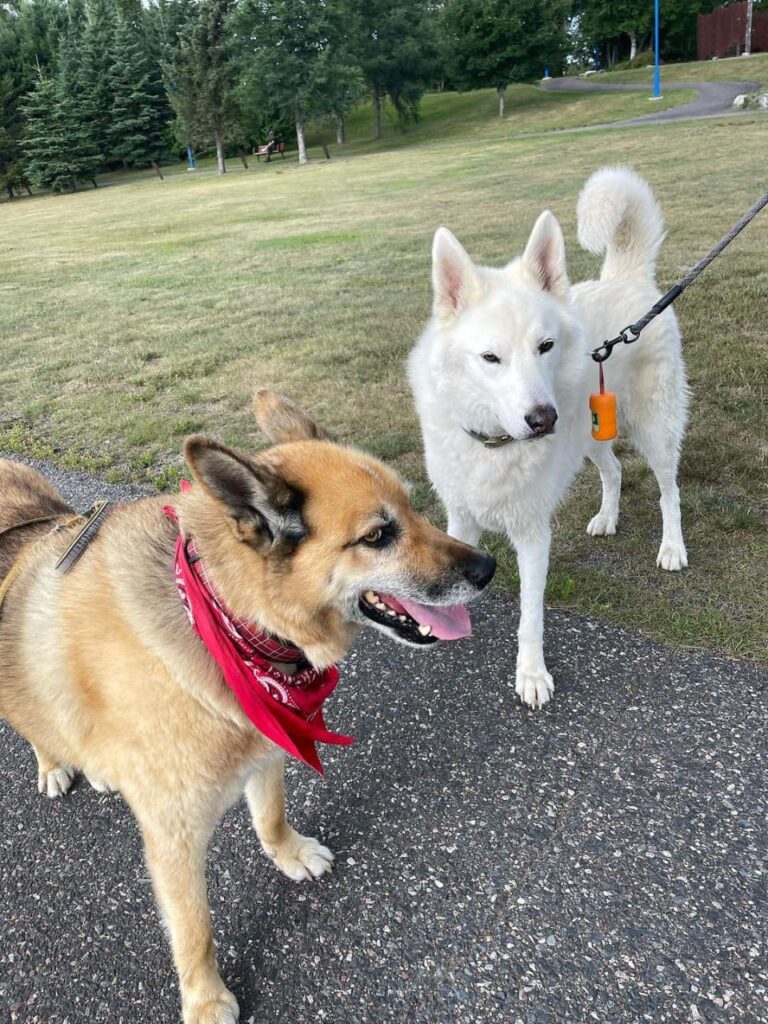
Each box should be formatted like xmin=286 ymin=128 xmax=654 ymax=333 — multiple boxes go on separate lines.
xmin=0 ymin=390 xmax=495 ymax=1024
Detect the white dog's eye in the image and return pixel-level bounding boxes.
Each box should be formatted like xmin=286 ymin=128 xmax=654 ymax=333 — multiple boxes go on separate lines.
xmin=481 ymin=352 xmax=501 ymax=364
xmin=538 ymin=339 xmax=555 ymax=354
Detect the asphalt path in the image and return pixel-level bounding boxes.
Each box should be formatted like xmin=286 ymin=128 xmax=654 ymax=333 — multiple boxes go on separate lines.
xmin=1 ymin=459 xmax=766 ymax=1024
xmin=541 ymin=75 xmax=764 ymax=126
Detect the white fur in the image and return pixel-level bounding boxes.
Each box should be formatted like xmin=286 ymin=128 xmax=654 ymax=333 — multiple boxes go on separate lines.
xmin=409 ymin=167 xmax=689 ymax=708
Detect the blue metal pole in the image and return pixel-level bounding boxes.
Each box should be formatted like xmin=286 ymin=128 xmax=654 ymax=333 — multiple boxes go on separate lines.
xmin=653 ymin=0 xmax=661 ymax=98
xmin=187 ymin=145 xmax=197 ymax=171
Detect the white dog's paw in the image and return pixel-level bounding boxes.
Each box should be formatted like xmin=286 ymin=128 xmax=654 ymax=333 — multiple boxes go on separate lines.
xmin=587 ymin=511 xmax=617 ymax=536
xmin=264 ymin=831 xmax=334 ymax=882
xmin=515 ymin=667 xmax=554 ymax=709
xmin=38 ymin=764 xmax=75 ymax=798
xmin=656 ymin=541 xmax=688 ymax=571
xmin=184 ymin=989 xmax=239 ymax=1024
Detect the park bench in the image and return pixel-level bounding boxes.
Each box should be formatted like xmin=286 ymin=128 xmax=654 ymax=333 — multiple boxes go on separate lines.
xmin=255 ymin=141 xmax=286 ymax=162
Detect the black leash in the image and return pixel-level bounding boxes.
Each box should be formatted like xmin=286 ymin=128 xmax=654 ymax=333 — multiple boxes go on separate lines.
xmin=592 ymin=190 xmax=768 ymax=363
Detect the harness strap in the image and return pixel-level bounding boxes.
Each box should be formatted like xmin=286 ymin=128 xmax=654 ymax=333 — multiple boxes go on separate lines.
xmin=0 ymin=513 xmax=63 ymax=542
xmin=0 ymin=501 xmax=111 ymax=617
xmin=54 ymin=500 xmax=111 ymax=574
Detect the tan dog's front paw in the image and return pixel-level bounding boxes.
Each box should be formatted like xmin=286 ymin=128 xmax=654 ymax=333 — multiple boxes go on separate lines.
xmin=38 ymin=764 xmax=75 ymax=798
xmin=184 ymin=988 xmax=239 ymax=1024
xmin=263 ymin=830 xmax=334 ymax=882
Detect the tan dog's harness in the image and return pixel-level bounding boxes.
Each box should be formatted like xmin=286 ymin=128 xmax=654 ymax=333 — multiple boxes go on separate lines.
xmin=0 ymin=501 xmax=110 ymax=615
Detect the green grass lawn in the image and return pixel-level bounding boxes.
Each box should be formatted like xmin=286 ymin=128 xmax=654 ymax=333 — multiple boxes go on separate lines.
xmin=604 ymin=51 xmax=768 ymax=88
xmin=1 ymin=89 xmax=766 ymax=661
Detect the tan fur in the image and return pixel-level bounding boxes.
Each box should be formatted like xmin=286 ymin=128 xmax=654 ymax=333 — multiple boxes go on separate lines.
xmin=0 ymin=392 xmax=491 ymax=1024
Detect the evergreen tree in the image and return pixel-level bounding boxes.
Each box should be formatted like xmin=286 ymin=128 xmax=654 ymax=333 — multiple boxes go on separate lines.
xmin=21 ymin=71 xmax=79 ymax=191
xmin=109 ymin=13 xmax=168 ymax=169
xmin=80 ymin=0 xmax=119 ymax=162
xmin=442 ymin=0 xmax=569 ymax=117
xmin=56 ymin=0 xmax=101 ymax=183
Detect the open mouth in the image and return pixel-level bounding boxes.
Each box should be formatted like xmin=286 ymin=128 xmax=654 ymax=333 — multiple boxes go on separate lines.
xmin=358 ymin=590 xmax=471 ymax=647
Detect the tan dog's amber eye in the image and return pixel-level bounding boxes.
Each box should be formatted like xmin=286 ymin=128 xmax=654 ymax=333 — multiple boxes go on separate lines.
xmin=362 ymin=527 xmax=383 ymax=545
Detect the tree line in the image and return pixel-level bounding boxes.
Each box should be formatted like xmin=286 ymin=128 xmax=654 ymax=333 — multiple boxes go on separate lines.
xmin=0 ymin=0 xmax=720 ymax=197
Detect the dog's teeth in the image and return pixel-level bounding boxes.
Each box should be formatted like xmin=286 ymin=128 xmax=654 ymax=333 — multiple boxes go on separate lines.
xmin=376 ymin=602 xmax=387 ymax=611
xmin=399 ymin=615 xmax=407 ymax=622
xmin=418 ymin=625 xmax=431 ymax=636
xmin=386 ymin=609 xmax=396 ymax=617
xmin=364 ymin=591 xmax=377 ymax=603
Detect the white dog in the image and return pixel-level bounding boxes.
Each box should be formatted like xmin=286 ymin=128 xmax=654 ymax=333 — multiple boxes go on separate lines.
xmin=408 ymin=167 xmax=688 ymax=708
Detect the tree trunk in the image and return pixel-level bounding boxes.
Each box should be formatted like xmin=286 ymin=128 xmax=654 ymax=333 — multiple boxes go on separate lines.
xmin=497 ymin=86 xmax=506 ymax=118
xmin=295 ymin=108 xmax=308 ymax=165
xmin=336 ymin=112 xmax=345 ymax=145
xmin=5 ymin=182 xmax=13 ymax=201
xmin=214 ymin=128 xmax=226 ymax=174
xmin=373 ymin=91 xmax=382 ymax=139
xmin=151 ymin=161 xmax=164 ymax=181
xmin=629 ymin=32 xmax=637 ymax=60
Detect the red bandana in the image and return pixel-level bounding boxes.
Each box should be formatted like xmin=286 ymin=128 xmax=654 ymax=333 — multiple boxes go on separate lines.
xmin=163 ymin=493 xmax=352 ymax=774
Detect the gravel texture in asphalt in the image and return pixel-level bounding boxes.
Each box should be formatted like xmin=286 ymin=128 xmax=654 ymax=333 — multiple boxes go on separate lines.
xmin=1 ymin=459 xmax=766 ymax=1024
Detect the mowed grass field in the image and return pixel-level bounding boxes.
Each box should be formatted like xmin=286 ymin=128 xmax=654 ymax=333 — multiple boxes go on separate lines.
xmin=1 ymin=88 xmax=766 ymax=660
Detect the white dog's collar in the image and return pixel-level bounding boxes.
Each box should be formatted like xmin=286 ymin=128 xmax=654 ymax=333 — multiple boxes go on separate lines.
xmin=463 ymin=427 xmax=515 ymax=449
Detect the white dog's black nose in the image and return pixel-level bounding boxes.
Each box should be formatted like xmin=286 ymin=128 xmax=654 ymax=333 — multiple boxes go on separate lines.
xmin=525 ymin=405 xmax=558 ymax=435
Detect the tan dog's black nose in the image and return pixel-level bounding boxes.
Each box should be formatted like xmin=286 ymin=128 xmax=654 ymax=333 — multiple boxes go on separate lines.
xmin=525 ymin=404 xmax=558 ymax=435
xmin=462 ymin=551 xmax=496 ymax=590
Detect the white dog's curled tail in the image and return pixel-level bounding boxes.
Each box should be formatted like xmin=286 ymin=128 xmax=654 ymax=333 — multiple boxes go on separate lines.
xmin=577 ymin=166 xmax=665 ymax=283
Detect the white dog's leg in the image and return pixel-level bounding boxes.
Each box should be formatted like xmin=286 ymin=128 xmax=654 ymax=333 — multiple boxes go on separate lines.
xmin=511 ymin=529 xmax=554 ymax=709
xmin=632 ymin=422 xmax=688 ymax=571
xmin=245 ymin=756 xmax=333 ymax=882
xmin=446 ymin=508 xmax=482 ymax=547
xmin=649 ymin=457 xmax=687 ymax=571
xmin=586 ymin=442 xmax=621 ymax=536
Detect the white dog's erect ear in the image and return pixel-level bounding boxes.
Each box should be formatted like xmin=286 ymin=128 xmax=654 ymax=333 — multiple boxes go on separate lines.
xmin=432 ymin=227 xmax=479 ymax=320
xmin=520 ymin=210 xmax=569 ymax=298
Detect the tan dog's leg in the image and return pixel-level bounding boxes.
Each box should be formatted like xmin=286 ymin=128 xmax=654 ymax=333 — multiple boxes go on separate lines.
xmin=33 ymin=745 xmax=75 ymax=798
xmin=141 ymin=818 xmax=239 ymax=1024
xmin=245 ymin=756 xmax=334 ymax=882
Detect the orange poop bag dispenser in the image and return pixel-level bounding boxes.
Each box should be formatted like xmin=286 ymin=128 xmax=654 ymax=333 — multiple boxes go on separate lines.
xmin=589 ymin=362 xmax=617 ymax=441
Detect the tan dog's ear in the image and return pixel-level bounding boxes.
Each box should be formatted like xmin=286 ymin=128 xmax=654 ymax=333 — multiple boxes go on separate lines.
xmin=183 ymin=435 xmax=306 ymax=549
xmin=254 ymin=389 xmax=332 ymax=444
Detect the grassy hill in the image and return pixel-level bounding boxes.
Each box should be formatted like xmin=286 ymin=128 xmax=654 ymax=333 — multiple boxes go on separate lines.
xmin=604 ymin=51 xmax=768 ymax=87
xmin=304 ymin=83 xmax=692 ymax=157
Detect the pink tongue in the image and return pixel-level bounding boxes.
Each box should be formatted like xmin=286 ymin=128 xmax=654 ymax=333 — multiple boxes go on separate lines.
xmin=382 ymin=595 xmax=472 ymax=640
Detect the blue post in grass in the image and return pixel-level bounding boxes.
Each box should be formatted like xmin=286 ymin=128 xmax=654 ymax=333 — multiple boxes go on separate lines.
xmin=187 ymin=145 xmax=197 ymax=171
xmin=653 ymin=0 xmax=661 ymax=98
